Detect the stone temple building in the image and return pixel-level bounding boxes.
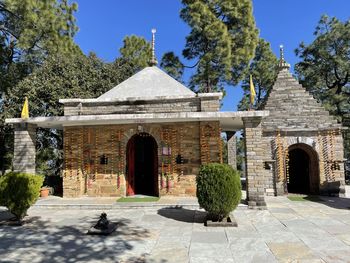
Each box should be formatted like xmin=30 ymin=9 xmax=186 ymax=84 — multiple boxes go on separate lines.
xmin=260 ymin=52 xmax=346 ymax=198
xmin=5 ymin=46 xmax=347 ymax=208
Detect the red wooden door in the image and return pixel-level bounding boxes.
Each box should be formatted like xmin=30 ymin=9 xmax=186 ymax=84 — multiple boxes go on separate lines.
xmin=127 ymin=137 xmax=135 ymax=195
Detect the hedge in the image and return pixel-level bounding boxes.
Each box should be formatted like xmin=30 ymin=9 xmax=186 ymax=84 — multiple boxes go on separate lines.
xmin=0 ymin=172 xmax=43 ymax=221
xmin=196 ymin=163 xmax=241 ymax=221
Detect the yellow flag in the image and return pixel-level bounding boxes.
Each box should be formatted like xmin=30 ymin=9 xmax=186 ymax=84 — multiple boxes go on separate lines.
xmin=21 ymin=97 xmax=29 ymax=119
xmin=250 ymin=74 xmax=256 ymax=105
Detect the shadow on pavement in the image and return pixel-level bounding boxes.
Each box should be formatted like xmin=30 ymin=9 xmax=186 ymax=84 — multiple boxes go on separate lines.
xmin=288 ymin=195 xmax=350 ymax=210
xmin=312 ymin=196 xmax=350 ymax=210
xmin=0 ymin=210 xmax=167 ymax=262
xmin=157 ymin=207 xmax=207 ymax=223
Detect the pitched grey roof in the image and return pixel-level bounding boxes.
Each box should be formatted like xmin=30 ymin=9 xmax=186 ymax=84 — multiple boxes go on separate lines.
xmin=262 ymin=68 xmax=341 ymax=131
xmin=97 ymin=66 xmax=195 ymax=100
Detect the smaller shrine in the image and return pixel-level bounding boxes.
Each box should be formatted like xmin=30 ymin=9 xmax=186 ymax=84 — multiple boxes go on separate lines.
xmin=260 ymin=46 xmax=346 ymax=197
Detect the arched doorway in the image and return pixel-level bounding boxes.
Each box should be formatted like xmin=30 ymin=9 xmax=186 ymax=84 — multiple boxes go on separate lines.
xmin=126 ymin=133 xmax=158 ymax=196
xmin=287 ymin=144 xmax=319 ymax=194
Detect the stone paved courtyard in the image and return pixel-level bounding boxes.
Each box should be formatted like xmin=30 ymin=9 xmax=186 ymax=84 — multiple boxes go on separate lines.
xmin=1 ymin=196 xmax=350 ymax=263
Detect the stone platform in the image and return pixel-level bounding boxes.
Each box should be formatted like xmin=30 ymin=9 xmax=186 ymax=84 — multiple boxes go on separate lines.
xmin=32 ymin=196 xmax=203 ymax=210
xmin=1 ymin=195 xmax=350 ymax=262
xmin=32 ymin=192 xmax=248 ymax=210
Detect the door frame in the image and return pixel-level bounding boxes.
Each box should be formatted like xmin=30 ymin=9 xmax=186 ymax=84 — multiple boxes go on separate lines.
xmin=126 ymin=133 xmax=158 ymax=196
xmin=287 ymin=143 xmax=320 ymax=194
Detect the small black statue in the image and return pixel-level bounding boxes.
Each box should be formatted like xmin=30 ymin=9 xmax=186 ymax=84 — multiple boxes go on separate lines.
xmin=87 ymin=212 xmax=117 ymax=235
xmin=94 ymin=212 xmax=109 ymax=230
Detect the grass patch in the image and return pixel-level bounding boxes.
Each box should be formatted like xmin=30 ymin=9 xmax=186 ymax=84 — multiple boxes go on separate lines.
xmin=287 ymin=195 xmax=324 ymax=202
xmin=117 ymin=196 xmax=160 ymax=203
xmin=287 ymin=196 xmax=308 ymax=201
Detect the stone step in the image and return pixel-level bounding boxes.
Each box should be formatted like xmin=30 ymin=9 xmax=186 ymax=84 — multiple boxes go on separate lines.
xmin=264 ymin=104 xmax=331 ymax=113
xmin=31 ymin=202 xmax=248 ymax=210
xmin=267 ymin=94 xmax=315 ymax=100
xmin=31 ymin=197 xmax=248 ymax=210
xmin=264 ymin=108 xmax=330 ymax=115
xmin=31 ymin=203 xmax=202 ymax=210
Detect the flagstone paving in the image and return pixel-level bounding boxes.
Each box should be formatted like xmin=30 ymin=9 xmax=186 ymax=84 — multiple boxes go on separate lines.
xmin=1 ymin=195 xmax=350 ymax=262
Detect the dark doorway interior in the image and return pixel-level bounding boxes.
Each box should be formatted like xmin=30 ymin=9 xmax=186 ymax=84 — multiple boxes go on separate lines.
xmin=288 ymin=148 xmax=311 ymax=194
xmin=126 ymin=133 xmax=158 ymax=196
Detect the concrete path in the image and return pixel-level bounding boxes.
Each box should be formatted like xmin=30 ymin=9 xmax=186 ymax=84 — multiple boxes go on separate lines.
xmin=1 ymin=195 xmax=350 ymax=262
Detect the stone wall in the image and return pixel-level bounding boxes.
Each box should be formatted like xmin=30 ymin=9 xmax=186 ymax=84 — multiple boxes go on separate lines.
xmin=63 ymin=95 xmax=221 ymax=116
xmin=199 ymin=95 xmax=220 ymax=112
xmin=13 ymin=123 xmax=36 ymax=174
xmin=227 ymin=132 xmax=237 ymax=170
xmin=63 ymin=121 xmax=222 ymax=197
xmin=63 ymin=98 xmax=200 ymax=116
xmin=243 ymin=117 xmax=266 ymax=208
xmin=262 ymin=130 xmax=345 ymax=196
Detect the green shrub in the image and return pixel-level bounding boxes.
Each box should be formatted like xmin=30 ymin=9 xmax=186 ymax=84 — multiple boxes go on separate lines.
xmin=0 ymin=172 xmax=43 ymax=221
xmin=196 ymin=163 xmax=242 ymax=221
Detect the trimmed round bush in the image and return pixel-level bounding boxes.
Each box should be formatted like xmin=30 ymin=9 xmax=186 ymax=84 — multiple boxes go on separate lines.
xmin=0 ymin=172 xmax=43 ymax=221
xmin=196 ymin=163 xmax=242 ymax=221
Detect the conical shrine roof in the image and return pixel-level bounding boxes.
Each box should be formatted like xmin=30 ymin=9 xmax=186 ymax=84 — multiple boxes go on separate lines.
xmin=262 ymin=68 xmax=341 ymax=131
xmin=97 ymin=66 xmax=195 ymax=100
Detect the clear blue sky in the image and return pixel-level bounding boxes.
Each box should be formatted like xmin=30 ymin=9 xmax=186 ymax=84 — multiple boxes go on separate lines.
xmin=73 ymin=0 xmax=350 ymax=111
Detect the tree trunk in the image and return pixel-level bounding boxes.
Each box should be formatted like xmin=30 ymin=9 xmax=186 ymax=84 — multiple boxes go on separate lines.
xmin=0 ymin=128 xmax=6 ymax=175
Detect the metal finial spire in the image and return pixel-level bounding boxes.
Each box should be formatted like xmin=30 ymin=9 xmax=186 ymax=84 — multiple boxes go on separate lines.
xmin=150 ymin=28 xmax=158 ymax=66
xmin=278 ymin=44 xmax=290 ymax=71
xmin=280 ymin=45 xmax=284 ymax=62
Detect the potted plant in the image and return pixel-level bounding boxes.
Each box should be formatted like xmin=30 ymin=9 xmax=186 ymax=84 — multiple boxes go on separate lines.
xmin=196 ymin=163 xmax=241 ymax=226
xmin=40 ymin=186 xmax=50 ymax=197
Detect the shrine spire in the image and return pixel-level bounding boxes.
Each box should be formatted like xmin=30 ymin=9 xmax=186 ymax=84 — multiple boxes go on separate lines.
xmin=150 ymin=28 xmax=158 ymax=66
xmin=278 ymin=44 xmax=290 ymax=71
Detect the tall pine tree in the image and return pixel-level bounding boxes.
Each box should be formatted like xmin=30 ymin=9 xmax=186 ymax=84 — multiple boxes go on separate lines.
xmin=238 ymin=38 xmax=278 ymax=111
xmin=119 ymin=35 xmax=152 ymax=73
xmin=180 ymin=0 xmax=258 ymax=93
xmin=0 ymin=0 xmax=80 ymax=174
xmin=160 ymin=52 xmax=184 ymax=82
xmin=295 ymin=15 xmax=350 ymax=158
xmin=7 ymin=53 xmax=133 ymax=176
